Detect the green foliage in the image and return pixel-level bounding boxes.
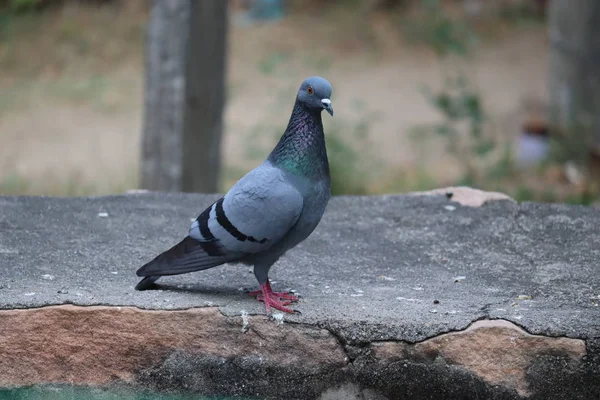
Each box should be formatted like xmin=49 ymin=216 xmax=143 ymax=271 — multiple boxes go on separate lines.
xmin=513 ymin=185 xmax=535 ymax=202
xmin=414 ymin=0 xmax=495 ymax=185
xmin=326 ymin=124 xmax=369 ymax=196
xmin=0 ymin=173 xmax=30 ymax=194
xmin=497 ymin=1 xmax=546 ymax=26
xmin=325 ymin=101 xmax=380 ymax=195
xmin=0 ymin=0 xmax=42 ymax=33
xmin=402 ymin=0 xmax=478 ymax=57
xmin=4 ymin=0 xmax=42 ymax=12
xmin=257 ymin=51 xmax=289 ymax=75
xmin=419 ymin=73 xmax=503 ymax=184
xmin=547 ymin=117 xmax=596 ymax=167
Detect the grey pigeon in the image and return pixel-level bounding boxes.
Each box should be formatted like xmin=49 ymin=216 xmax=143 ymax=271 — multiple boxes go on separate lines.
xmin=136 ymin=76 xmax=334 ymax=315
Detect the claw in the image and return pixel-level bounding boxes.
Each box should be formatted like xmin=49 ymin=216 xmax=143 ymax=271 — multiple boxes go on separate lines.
xmin=250 ymin=281 xmax=300 ymax=314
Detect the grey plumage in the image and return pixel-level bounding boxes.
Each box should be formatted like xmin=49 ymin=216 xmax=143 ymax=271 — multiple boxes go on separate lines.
xmin=136 ymin=76 xmax=334 ymax=314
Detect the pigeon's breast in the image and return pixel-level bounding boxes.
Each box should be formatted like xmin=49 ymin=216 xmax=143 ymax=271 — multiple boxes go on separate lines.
xmin=287 ymin=177 xmax=330 ymax=244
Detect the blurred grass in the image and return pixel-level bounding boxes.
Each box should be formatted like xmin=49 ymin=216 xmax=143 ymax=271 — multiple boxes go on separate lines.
xmin=0 ymin=0 xmax=145 ymax=80
xmin=0 ymin=171 xmax=137 ymax=196
xmin=0 ymin=0 xmax=596 ymax=206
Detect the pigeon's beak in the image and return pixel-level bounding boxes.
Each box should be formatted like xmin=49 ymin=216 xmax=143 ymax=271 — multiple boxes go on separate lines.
xmin=321 ymin=98 xmax=334 ymax=116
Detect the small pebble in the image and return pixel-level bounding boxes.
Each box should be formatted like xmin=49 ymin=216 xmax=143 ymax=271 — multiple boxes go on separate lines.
xmin=433 ymin=299 xmax=440 ymax=304
xmin=41 ymin=274 xmax=55 ymax=280
xmin=444 ymin=205 xmax=456 ymax=211
xmin=58 ymin=289 xmax=68 ymax=294
xmin=98 ymin=212 xmax=109 ymax=218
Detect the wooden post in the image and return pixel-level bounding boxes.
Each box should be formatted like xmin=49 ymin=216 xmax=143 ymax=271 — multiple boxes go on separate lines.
xmin=141 ymin=0 xmax=228 ymax=193
xmin=548 ymin=0 xmax=600 ymax=161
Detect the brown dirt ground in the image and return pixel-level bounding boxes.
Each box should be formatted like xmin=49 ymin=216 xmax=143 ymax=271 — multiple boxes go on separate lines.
xmin=0 ymin=1 xmax=548 ymax=195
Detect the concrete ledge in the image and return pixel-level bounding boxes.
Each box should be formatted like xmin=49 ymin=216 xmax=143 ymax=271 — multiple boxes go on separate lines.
xmin=0 ymin=188 xmax=599 ymax=399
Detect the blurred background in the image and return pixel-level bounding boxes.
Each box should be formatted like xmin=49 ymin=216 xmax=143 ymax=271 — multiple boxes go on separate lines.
xmin=0 ymin=0 xmax=598 ymax=205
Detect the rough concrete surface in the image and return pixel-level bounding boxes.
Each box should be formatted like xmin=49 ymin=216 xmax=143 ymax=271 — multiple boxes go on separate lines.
xmin=0 ymin=188 xmax=599 ymax=399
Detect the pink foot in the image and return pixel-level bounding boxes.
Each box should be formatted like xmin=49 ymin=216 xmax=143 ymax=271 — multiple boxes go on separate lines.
xmin=249 ymin=281 xmax=299 ymax=314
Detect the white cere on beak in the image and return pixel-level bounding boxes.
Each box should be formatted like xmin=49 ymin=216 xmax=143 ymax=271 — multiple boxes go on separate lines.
xmin=321 ymin=99 xmax=331 ymax=105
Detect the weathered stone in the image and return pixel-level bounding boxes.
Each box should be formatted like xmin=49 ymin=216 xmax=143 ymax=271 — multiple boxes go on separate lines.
xmin=372 ymin=320 xmax=586 ymax=396
xmin=0 ymin=190 xmax=598 ymax=399
xmin=414 ymin=186 xmax=514 ymax=207
xmin=0 ymin=305 xmax=345 ymax=387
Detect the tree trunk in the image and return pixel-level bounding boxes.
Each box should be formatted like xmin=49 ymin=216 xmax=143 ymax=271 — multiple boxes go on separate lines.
xmin=548 ymin=0 xmax=600 ymax=161
xmin=141 ymin=0 xmax=228 ymax=193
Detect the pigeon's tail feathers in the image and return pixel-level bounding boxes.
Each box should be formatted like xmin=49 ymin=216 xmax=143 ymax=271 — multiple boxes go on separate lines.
xmin=136 ymin=237 xmax=227 ymax=277
xmin=135 ymin=275 xmax=160 ymax=291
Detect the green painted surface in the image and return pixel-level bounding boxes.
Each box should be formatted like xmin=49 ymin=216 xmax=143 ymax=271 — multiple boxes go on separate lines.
xmin=0 ymin=386 xmax=248 ymax=400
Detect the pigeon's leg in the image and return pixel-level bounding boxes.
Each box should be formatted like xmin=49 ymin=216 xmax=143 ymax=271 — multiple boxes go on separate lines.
xmin=253 ymin=281 xmax=297 ymax=314
xmin=248 ymin=280 xmax=299 ymax=301
xmin=251 ymin=265 xmax=299 ymax=314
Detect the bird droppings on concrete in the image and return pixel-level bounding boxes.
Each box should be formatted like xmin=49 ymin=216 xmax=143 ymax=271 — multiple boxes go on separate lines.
xmin=41 ymin=274 xmax=54 ymax=280
xmin=241 ymin=310 xmax=249 ymax=333
xmin=97 ymin=212 xmax=109 ymax=218
xmin=396 ymin=297 xmax=422 ymax=302
xmin=270 ymin=312 xmax=285 ymax=326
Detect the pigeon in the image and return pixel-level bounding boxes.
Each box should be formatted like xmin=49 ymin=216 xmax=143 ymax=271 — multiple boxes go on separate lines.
xmin=135 ymin=76 xmax=334 ymax=315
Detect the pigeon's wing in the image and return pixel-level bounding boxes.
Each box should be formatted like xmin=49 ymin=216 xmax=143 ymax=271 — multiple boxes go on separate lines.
xmin=190 ymin=163 xmax=304 ymax=254
xmin=136 ymin=164 xmax=303 ymax=280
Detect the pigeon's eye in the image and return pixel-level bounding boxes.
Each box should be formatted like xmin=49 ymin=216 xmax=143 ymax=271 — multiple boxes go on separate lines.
xmin=307 ymin=86 xmax=314 ymax=95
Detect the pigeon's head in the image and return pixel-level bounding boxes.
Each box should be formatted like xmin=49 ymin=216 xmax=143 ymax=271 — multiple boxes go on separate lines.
xmin=297 ymin=76 xmax=333 ymax=116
